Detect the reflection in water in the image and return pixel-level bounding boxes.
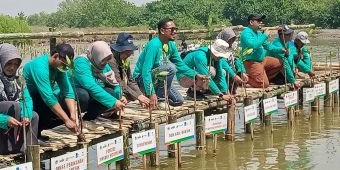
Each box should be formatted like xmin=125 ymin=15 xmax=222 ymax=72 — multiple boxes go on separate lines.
xmin=137 ymin=97 xmax=340 ymax=170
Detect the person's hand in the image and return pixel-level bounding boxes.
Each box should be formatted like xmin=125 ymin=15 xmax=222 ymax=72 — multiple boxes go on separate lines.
xmin=308 ymin=71 xmax=316 ymax=79
xmin=8 ymin=117 xmax=22 ymax=128
xmin=149 ymin=94 xmax=158 ymax=109
xmin=120 ymin=96 xmax=128 ymax=104
xmin=293 ymin=81 xmax=301 ymax=89
xmin=221 ymin=94 xmax=232 ymax=101
xmin=113 ymin=100 xmax=126 ymax=112
xmin=233 ymin=75 xmax=244 ymax=84
xmin=65 ymin=119 xmax=78 ymax=133
xmin=263 ymin=29 xmax=270 ymax=35
xmin=21 ymin=117 xmax=30 ymax=127
xmin=282 ymin=48 xmax=289 ymax=56
xmin=241 ymin=73 xmax=249 ymax=83
xmin=137 ymin=95 xmax=150 ymax=108
xmin=195 ymin=74 xmax=209 ymax=82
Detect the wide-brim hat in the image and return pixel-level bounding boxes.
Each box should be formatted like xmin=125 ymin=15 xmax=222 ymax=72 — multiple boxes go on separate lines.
xmin=110 ymin=33 xmax=138 ymax=52
xmin=210 ymin=39 xmax=230 ymax=59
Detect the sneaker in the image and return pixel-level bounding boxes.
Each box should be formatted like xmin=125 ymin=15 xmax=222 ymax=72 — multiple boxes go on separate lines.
xmin=186 ymin=88 xmax=207 ymax=101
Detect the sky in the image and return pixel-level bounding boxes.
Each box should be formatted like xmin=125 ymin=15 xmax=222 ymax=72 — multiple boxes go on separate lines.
xmin=0 ymin=0 xmax=156 ymax=16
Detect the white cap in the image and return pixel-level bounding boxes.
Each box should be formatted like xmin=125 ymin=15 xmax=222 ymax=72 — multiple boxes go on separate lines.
xmin=210 ymin=39 xmax=230 ymax=59
xmin=296 ymin=31 xmax=310 ymax=44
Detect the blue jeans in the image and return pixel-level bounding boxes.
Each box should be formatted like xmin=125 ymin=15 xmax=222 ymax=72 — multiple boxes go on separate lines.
xmin=136 ymin=62 xmax=184 ymax=106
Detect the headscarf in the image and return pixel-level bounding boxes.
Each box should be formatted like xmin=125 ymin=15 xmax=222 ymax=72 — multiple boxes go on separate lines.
xmin=217 ymin=28 xmax=236 ymax=43
xmin=0 ymin=43 xmax=22 ymax=101
xmin=77 ymin=41 xmax=118 ymax=86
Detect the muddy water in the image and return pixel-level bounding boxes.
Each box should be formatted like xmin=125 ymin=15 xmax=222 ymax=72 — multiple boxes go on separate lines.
xmin=131 ymin=99 xmax=340 ymax=170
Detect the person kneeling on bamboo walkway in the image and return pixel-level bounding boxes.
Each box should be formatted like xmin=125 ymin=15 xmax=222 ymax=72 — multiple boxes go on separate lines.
xmin=217 ymin=28 xmax=248 ymax=94
xmin=178 ymin=39 xmax=235 ymax=104
xmin=266 ymin=24 xmax=301 ymax=89
xmin=133 ymin=18 xmax=208 ymax=109
xmin=23 ymin=43 xmax=77 ymax=141
xmin=291 ymin=31 xmax=315 ymax=78
xmin=73 ymin=41 xmax=126 ymax=120
xmin=109 ymin=33 xmax=150 ymax=108
xmin=0 ymin=44 xmax=39 ymax=154
xmin=241 ymin=14 xmax=288 ymax=88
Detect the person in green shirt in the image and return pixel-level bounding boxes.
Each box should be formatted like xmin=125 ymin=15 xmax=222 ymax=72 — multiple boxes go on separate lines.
xmin=133 ymin=18 xmax=207 ymax=109
xmin=241 ymin=14 xmax=287 ymax=88
xmin=23 ymin=43 xmax=78 ymax=141
xmin=0 ymin=43 xmax=38 ymax=154
xmin=217 ymin=28 xmax=248 ymax=94
xmin=292 ymin=31 xmax=315 ymax=78
xmin=266 ymin=24 xmax=301 ymax=89
xmin=74 ymin=41 xmax=127 ymax=120
xmin=178 ymin=39 xmax=235 ymax=104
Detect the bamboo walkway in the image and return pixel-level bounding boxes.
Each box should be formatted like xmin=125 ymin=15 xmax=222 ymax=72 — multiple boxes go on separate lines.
xmin=1 ymin=69 xmax=339 ymax=164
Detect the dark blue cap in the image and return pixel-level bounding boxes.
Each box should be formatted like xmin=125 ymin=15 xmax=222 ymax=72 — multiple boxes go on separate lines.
xmin=110 ymin=33 xmax=138 ymax=52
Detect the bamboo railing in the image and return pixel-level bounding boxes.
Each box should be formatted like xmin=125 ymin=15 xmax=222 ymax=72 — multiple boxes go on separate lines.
xmin=0 ymin=24 xmax=315 ymax=40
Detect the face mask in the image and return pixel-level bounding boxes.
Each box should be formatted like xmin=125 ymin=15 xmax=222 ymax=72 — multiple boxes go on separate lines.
xmin=57 ymin=55 xmax=72 ymax=72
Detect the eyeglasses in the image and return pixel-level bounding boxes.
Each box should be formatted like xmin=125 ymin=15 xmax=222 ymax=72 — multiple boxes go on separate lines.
xmin=162 ymin=27 xmax=178 ymax=32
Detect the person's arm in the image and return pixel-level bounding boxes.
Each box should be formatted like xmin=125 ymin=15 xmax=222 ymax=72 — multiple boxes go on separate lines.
xmin=240 ymin=30 xmax=268 ymax=49
xmin=57 ymin=71 xmax=75 ymax=100
xmin=220 ymin=59 xmax=236 ymax=78
xmin=297 ymin=47 xmax=312 ymax=73
xmin=19 ymin=87 xmax=33 ymax=120
xmin=126 ymin=67 xmax=143 ymax=100
xmin=74 ymin=58 xmax=118 ymax=108
xmin=141 ymin=45 xmax=158 ymax=95
xmin=169 ymin=42 xmax=197 ymax=79
xmin=214 ymin=60 xmax=228 ymax=93
xmin=0 ymin=114 xmax=10 ymax=130
xmin=283 ymin=57 xmax=296 ymax=83
xmin=264 ymin=38 xmax=286 ymax=55
xmin=234 ymin=58 xmax=246 ymax=73
xmin=194 ymin=51 xmax=221 ymax=95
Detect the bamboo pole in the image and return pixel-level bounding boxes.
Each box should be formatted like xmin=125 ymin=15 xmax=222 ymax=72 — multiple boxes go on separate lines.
xmin=325 ymin=78 xmax=332 ymax=107
xmin=149 ymin=122 xmax=160 ymax=167
xmin=195 ymin=110 xmax=205 ymax=150
xmin=117 ymin=129 xmax=130 ymax=170
xmin=26 ymin=145 xmax=40 ymax=170
xmin=0 ymin=24 xmax=315 ymax=40
xmin=225 ymin=104 xmax=236 ymax=141
xmin=244 ymin=96 xmax=253 ymax=134
xmin=167 ymin=115 xmax=177 ymax=158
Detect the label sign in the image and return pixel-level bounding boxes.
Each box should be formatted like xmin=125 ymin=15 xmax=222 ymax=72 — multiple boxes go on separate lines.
xmin=132 ymin=129 xmax=156 ymax=157
xmin=284 ymin=91 xmax=298 ymax=108
xmin=314 ymin=83 xmax=326 ymax=97
xmin=97 ymin=136 xmax=124 ymax=166
xmin=204 ymin=113 xmax=227 ymax=135
xmin=263 ymin=97 xmax=278 ymax=115
xmin=244 ymin=104 xmax=258 ymax=123
xmin=51 ymin=148 xmax=87 ymax=170
xmin=329 ymin=79 xmax=339 ymax=93
xmin=0 ymin=162 xmax=33 ymax=170
xmin=164 ymin=119 xmax=195 ymax=145
xmin=304 ymin=88 xmax=315 ymax=102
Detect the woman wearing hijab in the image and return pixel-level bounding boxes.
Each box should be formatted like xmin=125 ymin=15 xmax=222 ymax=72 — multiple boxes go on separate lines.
xmin=0 ymin=43 xmax=38 ymax=154
xmin=216 ymin=28 xmax=248 ymax=94
xmin=74 ymin=41 xmax=126 ymax=120
xmin=109 ymin=33 xmax=150 ymax=108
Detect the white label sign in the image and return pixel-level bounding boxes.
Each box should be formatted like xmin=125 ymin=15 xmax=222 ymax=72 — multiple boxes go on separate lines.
xmin=314 ymin=83 xmax=326 ymax=97
xmin=0 ymin=162 xmax=33 ymax=170
xmin=132 ymin=129 xmax=156 ymax=157
xmin=329 ymin=79 xmax=339 ymax=93
xmin=284 ymin=91 xmax=298 ymax=107
xmin=304 ymin=88 xmax=315 ymax=102
xmin=204 ymin=113 xmax=227 ymax=135
xmin=263 ymin=97 xmax=278 ymax=115
xmin=164 ymin=119 xmax=195 ymax=145
xmin=51 ymin=148 xmax=87 ymax=170
xmin=244 ymin=104 xmax=258 ymax=123
xmin=97 ymin=136 xmax=124 ymax=166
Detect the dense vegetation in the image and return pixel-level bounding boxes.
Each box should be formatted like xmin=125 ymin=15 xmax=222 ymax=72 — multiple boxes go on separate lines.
xmin=10 ymin=0 xmax=340 ymax=30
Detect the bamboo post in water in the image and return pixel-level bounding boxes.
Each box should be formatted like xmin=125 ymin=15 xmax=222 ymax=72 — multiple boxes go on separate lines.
xmin=117 ymin=129 xmax=130 ymax=170
xmin=167 ymin=114 xmax=177 ymax=158
xmin=244 ymin=96 xmax=253 ymax=134
xmin=311 ymin=97 xmax=320 ymax=114
xmin=225 ymin=104 xmax=236 ymax=141
xmin=26 ymin=145 xmax=40 ymax=170
xmin=325 ymin=78 xmax=332 ymax=107
xmin=195 ymin=110 xmax=205 ymax=150
xmin=149 ymin=122 xmax=160 ymax=166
